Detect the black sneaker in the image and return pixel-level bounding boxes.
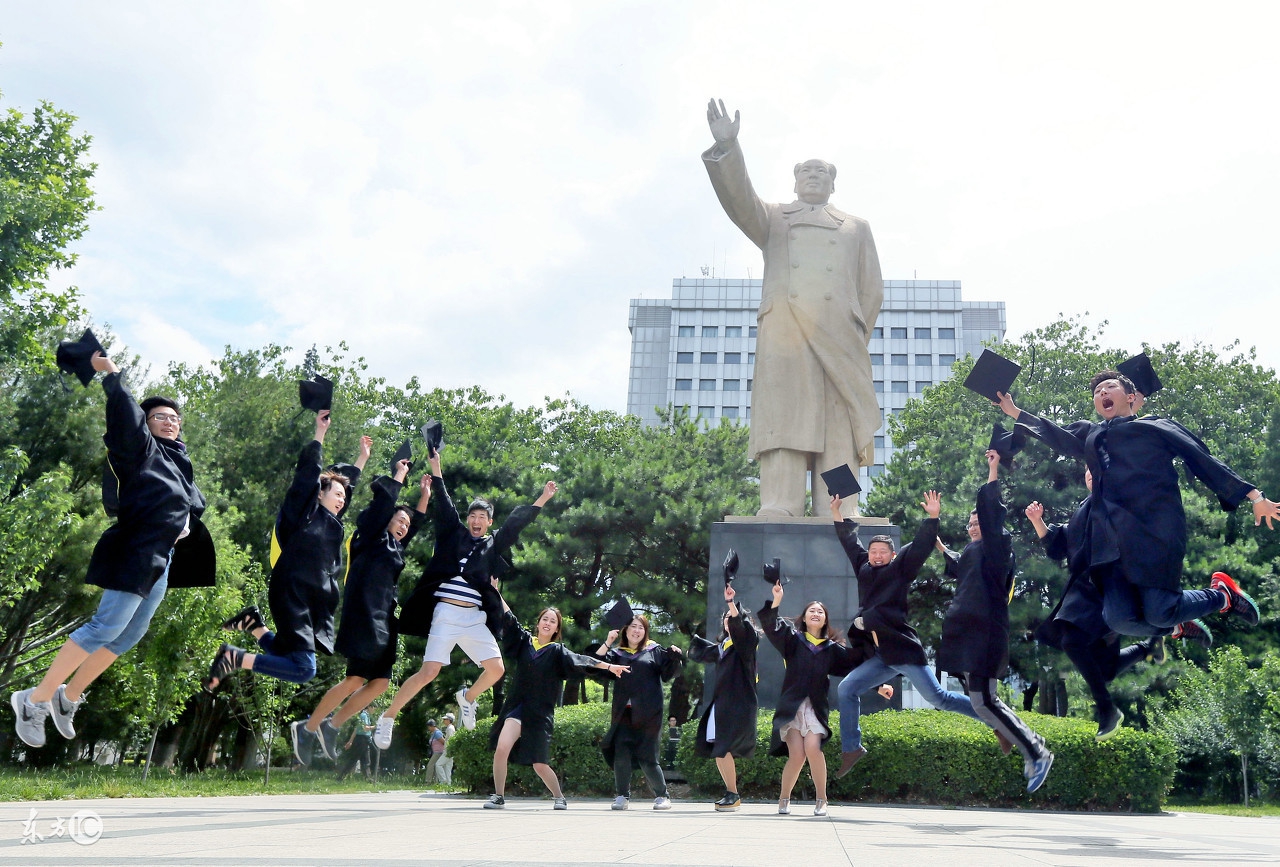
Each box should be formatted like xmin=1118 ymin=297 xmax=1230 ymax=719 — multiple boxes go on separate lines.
xmin=1095 ymin=706 xmax=1124 ymax=742
xmin=318 ymin=718 xmax=340 ymax=761
xmin=1210 ymin=572 xmax=1260 ymax=627
xmin=290 ymin=720 xmax=318 ymax=766
xmin=483 ymin=794 xmax=505 ymax=809
xmin=714 ymin=792 xmax=741 ymax=812
xmin=1172 ymin=619 xmax=1213 ymax=649
xmin=221 ymin=605 xmax=265 ymax=633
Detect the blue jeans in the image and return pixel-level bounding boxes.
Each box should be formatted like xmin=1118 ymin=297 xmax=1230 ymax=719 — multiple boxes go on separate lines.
xmin=837 ymin=654 xmax=981 ymax=751
xmin=69 ymin=562 xmax=170 ymax=655
xmin=1099 ymin=567 xmax=1225 ymax=637
xmin=249 ymin=632 xmax=317 ymax=684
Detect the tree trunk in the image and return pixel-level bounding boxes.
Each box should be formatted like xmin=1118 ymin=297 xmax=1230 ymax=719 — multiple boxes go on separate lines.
xmin=1241 ymin=753 xmax=1250 ymax=807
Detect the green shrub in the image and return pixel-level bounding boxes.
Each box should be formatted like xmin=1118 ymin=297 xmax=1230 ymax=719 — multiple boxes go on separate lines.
xmin=676 ymin=708 xmax=1175 ymax=812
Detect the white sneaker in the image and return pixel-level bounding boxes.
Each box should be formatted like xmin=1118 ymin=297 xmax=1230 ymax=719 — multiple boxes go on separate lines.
xmin=455 ymin=687 xmax=478 ymax=730
xmin=653 ymin=796 xmax=672 ymax=811
xmin=373 ymin=715 xmax=395 ymax=750
xmin=50 ymin=685 xmax=83 ymax=740
xmin=611 ymin=796 xmax=629 ymax=811
xmin=11 ymin=688 xmax=50 ymax=749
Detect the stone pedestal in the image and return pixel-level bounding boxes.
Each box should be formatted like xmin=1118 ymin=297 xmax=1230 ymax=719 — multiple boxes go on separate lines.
xmin=703 ymin=517 xmax=902 ymax=712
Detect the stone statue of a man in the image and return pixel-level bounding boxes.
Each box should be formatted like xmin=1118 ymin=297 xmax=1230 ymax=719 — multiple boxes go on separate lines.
xmin=703 ymin=98 xmax=883 ymax=518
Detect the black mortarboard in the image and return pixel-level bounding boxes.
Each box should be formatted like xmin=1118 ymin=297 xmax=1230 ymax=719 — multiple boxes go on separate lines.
xmin=820 ymin=463 xmax=862 ymax=499
xmin=987 ymin=422 xmax=1026 ymax=469
xmin=722 ymin=548 xmax=739 ymax=587
xmin=55 ymin=328 xmax=106 ymax=387
xmin=963 ymin=349 xmax=1021 ymax=402
xmin=421 ymin=419 xmax=444 ymax=456
xmin=761 ymin=557 xmax=791 ymax=587
xmin=390 ymin=440 xmax=413 ymax=474
xmin=1117 ymin=352 xmax=1162 ymax=397
xmin=299 ymin=375 xmax=334 ymax=412
xmin=605 ymin=598 xmax=635 ymax=630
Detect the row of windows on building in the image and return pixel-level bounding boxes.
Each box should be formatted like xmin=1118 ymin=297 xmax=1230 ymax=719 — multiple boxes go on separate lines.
xmin=677 ymin=325 xmax=757 ymax=338
xmin=873 ymin=353 xmax=957 ymax=366
xmin=677 ymin=351 xmax=756 ymax=365
xmin=676 ymin=379 xmax=752 ymax=392
xmin=877 ymin=380 xmax=931 ymax=393
xmin=873 ymin=326 xmax=957 ymax=340
xmin=677 ymin=405 xmax=749 ymax=419
xmin=682 ymin=351 xmax=958 ymax=367
xmin=677 ymin=325 xmax=959 ymax=340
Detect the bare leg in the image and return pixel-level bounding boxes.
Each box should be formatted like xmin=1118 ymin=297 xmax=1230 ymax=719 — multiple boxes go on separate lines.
xmin=464 ymin=657 xmax=505 ymax=703
xmin=330 ymin=678 xmax=390 ymax=727
xmin=381 ymin=662 xmax=443 ymax=720
xmin=803 ymin=732 xmax=828 ymax=802
xmin=307 ymin=676 xmax=365 ymax=731
xmin=64 ymin=648 xmax=118 ymax=702
xmin=30 ymin=640 xmax=90 ymax=703
xmin=532 ymin=763 xmax=562 ymax=798
xmin=715 ymin=754 xmax=738 ymax=793
xmin=492 ymin=718 xmax=521 ymax=796
xmin=779 ymin=728 xmax=807 ymax=802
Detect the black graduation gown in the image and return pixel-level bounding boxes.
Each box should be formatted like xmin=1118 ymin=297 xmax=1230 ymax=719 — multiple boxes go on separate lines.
xmin=487 ymin=609 xmax=602 ymax=765
xmin=598 ymin=642 xmax=683 ymax=767
xmin=85 ymin=373 xmax=213 ymax=597
xmin=688 ymin=609 xmax=759 ymax=760
xmin=397 ymin=476 xmax=540 ymax=640
xmin=937 ymin=482 xmax=1016 ymax=679
xmin=267 ymin=441 xmax=359 ymax=656
xmin=1016 ymin=412 xmax=1254 ymax=591
xmin=758 ymin=601 xmax=856 ymax=757
xmin=1035 ymin=497 xmax=1112 ymax=647
xmin=835 ymin=517 xmax=939 ymax=666
xmin=333 ymin=476 xmax=424 ymax=661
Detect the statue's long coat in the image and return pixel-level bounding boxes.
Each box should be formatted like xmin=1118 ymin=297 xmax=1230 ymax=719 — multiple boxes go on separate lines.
xmin=703 ymin=140 xmax=884 ymax=464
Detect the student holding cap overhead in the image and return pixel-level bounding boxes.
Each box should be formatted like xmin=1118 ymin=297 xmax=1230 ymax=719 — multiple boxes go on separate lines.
xmin=596 ymin=603 xmax=684 ymax=811
xmin=13 ymin=339 xmax=215 ymax=749
xmin=996 ymin=368 xmax=1280 ymax=642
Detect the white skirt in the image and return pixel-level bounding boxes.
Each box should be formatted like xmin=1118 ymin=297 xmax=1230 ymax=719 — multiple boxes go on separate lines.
xmin=779 ymin=698 xmax=828 ymax=739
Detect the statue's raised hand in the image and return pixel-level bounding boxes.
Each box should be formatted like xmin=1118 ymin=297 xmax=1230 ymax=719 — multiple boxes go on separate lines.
xmin=706 ymin=98 xmax=740 ymax=143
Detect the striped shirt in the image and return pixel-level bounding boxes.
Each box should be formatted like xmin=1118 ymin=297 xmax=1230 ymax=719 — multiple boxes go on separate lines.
xmin=434 ymin=541 xmax=485 ymax=606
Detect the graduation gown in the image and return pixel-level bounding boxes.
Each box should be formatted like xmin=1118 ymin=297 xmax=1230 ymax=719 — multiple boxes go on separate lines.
xmin=937 ymin=482 xmax=1016 ymax=679
xmin=758 ymin=601 xmax=857 ymax=757
xmin=835 ymin=517 xmax=939 ymax=666
xmin=688 ymin=608 xmax=759 ymax=760
xmin=267 ymin=441 xmax=359 ymax=656
xmin=597 ymin=642 xmax=683 ymax=767
xmin=397 ymin=476 xmax=540 ymax=640
xmin=1035 ymin=497 xmax=1111 ymax=647
xmin=86 ymin=373 xmax=213 ymax=597
xmin=1016 ymin=412 xmax=1254 ymax=591
xmin=488 ymin=609 xmax=602 ymax=766
xmin=333 ymin=476 xmax=423 ymax=661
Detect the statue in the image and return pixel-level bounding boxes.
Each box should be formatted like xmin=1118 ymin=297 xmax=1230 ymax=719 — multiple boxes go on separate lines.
xmin=702 ymin=98 xmax=884 ymax=517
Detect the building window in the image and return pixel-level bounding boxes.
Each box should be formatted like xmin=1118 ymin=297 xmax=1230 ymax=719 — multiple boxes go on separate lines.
xmin=723 ymin=380 xmax=741 ymax=391
xmin=870 ymin=354 xmax=883 ymax=365
xmin=722 ymin=406 xmax=739 ymax=419
xmin=869 ymin=464 xmax=886 ymax=478
xmin=744 ymin=406 xmax=751 ymax=419
xmin=747 ymin=352 xmax=756 ymax=363
xmin=676 ymin=352 xmax=693 ymax=364
xmin=698 ymin=406 xmax=715 ymax=417
xmin=699 ymin=379 xmax=716 ymax=391
xmin=891 ymin=381 xmax=908 ymax=393
xmin=702 ymin=326 xmax=718 ymax=337
xmin=939 ymin=353 xmax=956 ymax=365
xmin=915 ymin=327 xmax=931 ymax=339
xmin=915 ymin=354 xmax=932 ymax=366
xmin=891 ymin=327 xmax=907 ymax=339
xmin=746 ymin=379 xmax=753 ymax=391
xmin=874 ymin=380 xmax=884 ymax=393
xmin=675 ymin=379 xmax=692 ymax=391
xmin=724 ymin=326 xmax=742 ymax=338
xmin=748 ymin=326 xmax=758 ymax=338
xmin=916 ymin=381 xmax=932 ymax=391
xmin=938 ymin=327 xmax=955 ymax=339
xmin=700 ymin=352 xmax=717 ymax=364
xmin=874 ymin=436 xmax=885 ymax=448
xmin=724 ymin=352 xmax=741 ymax=364
xmin=872 ymin=327 xmax=883 ymax=338
xmin=891 ymin=354 xmax=908 ymax=366
xmin=678 ymin=326 xmax=695 ymax=337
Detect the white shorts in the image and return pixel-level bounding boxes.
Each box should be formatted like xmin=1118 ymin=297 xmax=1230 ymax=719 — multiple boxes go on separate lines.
xmin=423 ymin=601 xmax=500 ymax=666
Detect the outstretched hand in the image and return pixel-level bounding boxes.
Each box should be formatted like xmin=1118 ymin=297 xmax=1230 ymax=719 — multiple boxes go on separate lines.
xmin=986 ymin=449 xmax=1001 ymax=481
xmin=90 ymin=351 xmax=119 ymax=374
xmin=829 ymin=494 xmax=844 ymax=520
xmin=993 ymin=391 xmax=1021 ymax=419
xmin=1254 ymin=498 xmax=1280 ymax=530
xmin=770 ymin=581 xmax=784 ymax=608
xmin=314 ymin=409 xmax=332 ymax=442
xmin=534 ymin=481 xmax=559 ymax=507
xmin=921 ymin=490 xmax=941 ymax=518
xmin=706 ymin=98 xmax=740 ymax=144
xmin=393 ymin=459 xmax=411 ymax=483
xmin=1025 ymin=501 xmax=1045 ymax=522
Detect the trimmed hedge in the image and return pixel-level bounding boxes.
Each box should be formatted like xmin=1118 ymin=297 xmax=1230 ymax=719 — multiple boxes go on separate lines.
xmin=447 ymin=703 xmax=1176 ymax=811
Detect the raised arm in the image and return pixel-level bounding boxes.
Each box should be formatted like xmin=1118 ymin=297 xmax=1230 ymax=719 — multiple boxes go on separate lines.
xmin=757 ymin=584 xmax=797 ymax=658
xmin=356 ymin=475 xmax=404 ymax=539
xmin=490 ymin=481 xmax=558 ymax=554
xmin=833 ymin=500 xmax=870 ymax=573
xmin=1157 ymin=418 xmax=1276 ymax=525
xmin=98 ymin=357 xmax=152 ymax=477
xmin=895 ymin=491 xmax=942 ymax=578
xmin=277 ymin=423 xmax=327 ymax=538
xmin=702 ymin=99 xmax=770 ymax=249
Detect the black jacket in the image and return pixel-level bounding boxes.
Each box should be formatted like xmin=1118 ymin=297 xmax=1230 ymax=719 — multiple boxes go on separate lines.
xmin=835 ymin=517 xmax=939 ymax=666
xmin=397 ymin=476 xmax=540 ymax=640
xmin=1035 ymin=497 xmax=1111 ymax=647
xmin=333 ymin=476 xmax=424 ymax=661
xmin=86 ymin=373 xmax=213 ymax=597
xmin=267 ymin=440 xmax=359 ymax=656
xmin=758 ymin=601 xmax=857 ymax=757
xmin=488 ymin=609 xmax=602 ymax=766
xmin=937 ymin=481 xmax=1016 ymax=678
xmin=597 ymin=642 xmax=683 ymax=767
xmin=689 ymin=607 xmax=759 ymax=760
xmin=1016 ymin=412 xmax=1253 ymax=591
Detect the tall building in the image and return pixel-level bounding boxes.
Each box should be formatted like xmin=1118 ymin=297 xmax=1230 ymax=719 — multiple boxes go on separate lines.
xmin=627 ymin=278 xmax=1006 ymax=498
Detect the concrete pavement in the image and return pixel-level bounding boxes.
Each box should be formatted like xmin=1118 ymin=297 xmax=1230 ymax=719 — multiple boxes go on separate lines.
xmin=2 ymin=791 xmax=1278 ymax=866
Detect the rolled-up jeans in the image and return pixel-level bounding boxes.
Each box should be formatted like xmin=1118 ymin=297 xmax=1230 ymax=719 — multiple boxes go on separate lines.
xmin=1098 ymin=565 xmax=1224 ymax=637
xmin=249 ymin=631 xmax=317 ymax=684
xmin=836 ymin=653 xmax=982 ymax=751
xmin=70 ymin=557 xmax=171 ymax=656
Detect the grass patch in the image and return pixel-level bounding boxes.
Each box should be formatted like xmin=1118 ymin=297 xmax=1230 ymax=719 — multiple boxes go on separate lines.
xmin=0 ymin=764 xmax=452 ymax=802
xmin=1165 ymin=798 xmax=1280 ymax=818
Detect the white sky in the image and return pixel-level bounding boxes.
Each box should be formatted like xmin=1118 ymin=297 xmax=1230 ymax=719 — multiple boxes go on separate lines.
xmin=3 ymin=1 xmax=1279 ymax=412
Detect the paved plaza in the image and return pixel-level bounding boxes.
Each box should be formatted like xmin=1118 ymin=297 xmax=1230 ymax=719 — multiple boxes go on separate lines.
xmin=2 ymin=792 xmax=1279 ymax=866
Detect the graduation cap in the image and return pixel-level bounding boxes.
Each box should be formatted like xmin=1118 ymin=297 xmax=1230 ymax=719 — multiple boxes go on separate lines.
xmin=605 ymin=597 xmax=635 ymax=630
xmin=963 ymin=349 xmax=1021 ymax=403
xmin=820 ymin=463 xmax=862 ymax=499
xmin=987 ymin=422 xmax=1026 ymax=469
xmin=1117 ymin=351 xmax=1162 ymax=397
xmin=390 ymin=439 xmax=413 ymax=474
xmin=55 ymin=328 xmax=106 ymax=387
xmin=761 ymin=557 xmax=791 ymax=587
xmin=421 ymin=419 xmax=444 ymax=457
xmin=722 ymin=548 xmax=739 ymax=587
xmin=298 ymin=375 xmax=334 ymax=412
